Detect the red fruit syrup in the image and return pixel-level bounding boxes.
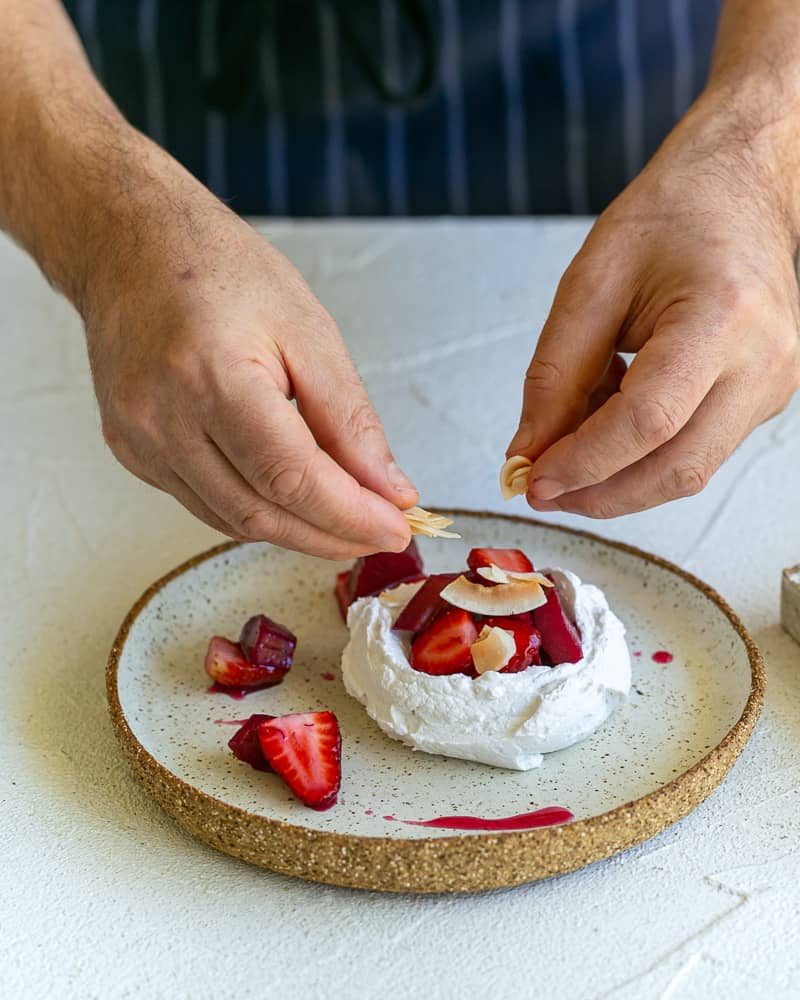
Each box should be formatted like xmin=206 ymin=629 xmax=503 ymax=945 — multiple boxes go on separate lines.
xmin=382 ymin=806 xmax=574 ymax=831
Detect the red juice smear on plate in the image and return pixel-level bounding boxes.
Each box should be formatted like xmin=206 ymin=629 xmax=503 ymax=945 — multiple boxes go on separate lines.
xmin=383 ymin=807 xmax=574 ymax=831
xmin=213 ymin=718 xmax=251 ymax=726
xmin=652 ymin=650 xmax=674 ymax=664
xmin=207 ymin=681 xmax=275 ymax=699
xmin=320 ymin=672 xmax=336 ymax=681
xmin=633 ymin=650 xmax=642 ymax=657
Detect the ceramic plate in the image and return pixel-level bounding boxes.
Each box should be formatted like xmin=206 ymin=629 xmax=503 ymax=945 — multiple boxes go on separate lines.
xmin=107 ymin=511 xmax=763 ymax=893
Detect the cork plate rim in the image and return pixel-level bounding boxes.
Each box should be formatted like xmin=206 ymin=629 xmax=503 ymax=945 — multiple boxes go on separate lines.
xmin=106 ymin=509 xmax=765 ymax=894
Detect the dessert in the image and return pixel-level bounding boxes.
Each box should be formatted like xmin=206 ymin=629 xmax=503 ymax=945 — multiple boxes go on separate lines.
xmin=340 ymin=546 xmax=630 ymax=770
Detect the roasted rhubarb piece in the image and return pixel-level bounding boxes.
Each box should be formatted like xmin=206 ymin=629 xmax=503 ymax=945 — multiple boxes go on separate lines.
xmin=257 ymin=711 xmax=342 ymax=811
xmin=228 ymin=714 xmax=275 ymax=771
xmin=205 ymin=636 xmax=282 ymax=689
xmin=335 ymin=539 xmax=425 ymax=619
xmin=532 ymin=575 xmax=583 ymax=664
xmin=409 ymin=608 xmax=478 ymax=675
xmin=467 ymin=548 xmax=534 ymax=574
xmin=392 ymin=573 xmax=459 ymax=634
xmin=239 ymin=614 xmax=296 ymax=683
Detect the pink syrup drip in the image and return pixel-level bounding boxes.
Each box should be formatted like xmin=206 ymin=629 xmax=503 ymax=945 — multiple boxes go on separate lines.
xmin=207 ymin=681 xmax=275 ymax=699
xmin=382 ymin=806 xmax=574 ymax=832
xmin=652 ymin=650 xmax=674 ymax=664
xmin=633 ymin=650 xmax=642 ymax=657
xmin=213 ymin=718 xmax=252 ymax=726
xmin=364 ymin=809 xmax=374 ymax=816
xmin=320 ymin=672 xmax=336 ymax=681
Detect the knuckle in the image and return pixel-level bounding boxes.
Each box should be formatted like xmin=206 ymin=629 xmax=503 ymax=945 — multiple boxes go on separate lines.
xmin=343 ymin=399 xmax=384 ymax=440
xmin=626 ymin=395 xmax=683 ymax=448
xmin=256 ymin=456 xmax=313 ymax=508
xmin=525 ymin=357 xmax=566 ymax=395
xmin=667 ymin=460 xmax=709 ymax=499
xmin=235 ymin=506 xmax=276 ymax=541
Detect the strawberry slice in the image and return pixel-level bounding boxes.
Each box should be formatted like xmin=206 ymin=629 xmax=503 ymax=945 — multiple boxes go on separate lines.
xmin=483 ymin=616 xmax=542 ymax=672
xmin=228 ymin=714 xmax=275 ymax=771
xmin=393 ymin=573 xmax=459 ymax=634
xmin=410 ymin=608 xmax=479 ymax=675
xmin=467 ymin=548 xmax=534 ymax=574
xmin=205 ymin=636 xmax=283 ymax=689
xmin=532 ymin=575 xmax=583 ymax=664
xmin=258 ymin=712 xmax=342 ymax=811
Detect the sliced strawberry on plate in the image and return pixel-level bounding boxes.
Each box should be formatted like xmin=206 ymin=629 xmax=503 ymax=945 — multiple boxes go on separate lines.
xmin=258 ymin=711 xmax=342 ymax=811
xmin=410 ymin=608 xmax=479 ymax=675
xmin=205 ymin=636 xmax=282 ymax=689
xmin=239 ymin=614 xmax=296 ymax=683
xmin=393 ymin=573 xmax=459 ymax=634
xmin=532 ymin=575 xmax=583 ymax=664
xmin=483 ymin=616 xmax=542 ymax=672
xmin=228 ymin=714 xmax=275 ymax=771
xmin=467 ymin=548 xmax=534 ymax=574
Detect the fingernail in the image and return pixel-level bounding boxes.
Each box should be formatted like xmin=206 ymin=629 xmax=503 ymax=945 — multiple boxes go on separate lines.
xmin=530 ymin=477 xmax=565 ymax=501
xmin=387 ymin=461 xmax=417 ymax=495
xmin=508 ymin=422 xmax=536 ymax=454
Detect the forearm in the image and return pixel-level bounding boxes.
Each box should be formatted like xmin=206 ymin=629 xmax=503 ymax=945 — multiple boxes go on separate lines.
xmin=0 ymin=0 xmax=225 ymax=320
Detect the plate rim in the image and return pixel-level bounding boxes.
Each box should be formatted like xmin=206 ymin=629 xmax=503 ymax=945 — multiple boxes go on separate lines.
xmin=107 ymin=509 xmax=765 ymax=893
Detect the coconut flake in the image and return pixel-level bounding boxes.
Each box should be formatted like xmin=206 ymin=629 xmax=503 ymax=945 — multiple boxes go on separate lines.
xmin=499 ymin=455 xmax=533 ymax=501
xmin=403 ymin=506 xmax=460 ymax=539
xmin=440 ymin=574 xmax=547 ymax=615
xmin=471 ymin=625 xmax=516 ymax=674
xmin=476 ymin=564 xmax=554 ymax=587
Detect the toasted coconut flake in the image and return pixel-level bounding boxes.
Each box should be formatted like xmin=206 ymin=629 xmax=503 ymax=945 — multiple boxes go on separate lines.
xmin=476 ymin=565 xmax=554 ymax=587
xmin=403 ymin=506 xmax=461 ymax=539
xmin=440 ymin=574 xmax=547 ymax=615
xmin=471 ymin=625 xmax=516 ymax=674
xmin=499 ymin=455 xmax=533 ymax=501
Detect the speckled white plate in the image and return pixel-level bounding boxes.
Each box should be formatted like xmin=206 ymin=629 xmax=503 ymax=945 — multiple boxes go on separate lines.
xmin=107 ymin=511 xmax=763 ymax=893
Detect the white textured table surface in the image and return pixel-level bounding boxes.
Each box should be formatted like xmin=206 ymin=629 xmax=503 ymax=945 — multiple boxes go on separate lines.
xmin=2 ymin=220 xmax=800 ymax=999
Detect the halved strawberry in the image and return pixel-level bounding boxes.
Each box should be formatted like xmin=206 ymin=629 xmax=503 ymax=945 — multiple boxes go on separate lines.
xmin=205 ymin=636 xmax=282 ymax=689
xmin=483 ymin=616 xmax=542 ymax=672
xmin=409 ymin=608 xmax=479 ymax=675
xmin=228 ymin=714 xmax=275 ymax=771
xmin=467 ymin=548 xmax=534 ymax=574
xmin=393 ymin=573 xmax=459 ymax=634
xmin=532 ymin=575 xmax=583 ymax=664
xmin=257 ymin=711 xmax=342 ymax=811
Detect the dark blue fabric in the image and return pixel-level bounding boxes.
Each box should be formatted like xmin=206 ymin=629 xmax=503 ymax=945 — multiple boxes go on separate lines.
xmin=62 ymin=0 xmax=722 ymax=217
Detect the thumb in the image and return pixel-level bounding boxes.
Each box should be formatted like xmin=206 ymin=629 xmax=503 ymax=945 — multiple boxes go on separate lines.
xmin=507 ymin=258 xmax=631 ymax=462
xmin=287 ymin=321 xmax=419 ymax=509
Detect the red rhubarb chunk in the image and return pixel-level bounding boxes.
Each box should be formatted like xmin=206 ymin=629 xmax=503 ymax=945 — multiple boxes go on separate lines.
xmin=467 ymin=548 xmax=534 ymax=574
xmin=532 ymin=576 xmax=583 ymax=664
xmin=228 ymin=714 xmax=275 ymax=771
xmin=409 ymin=608 xmax=479 ymax=675
xmin=239 ymin=615 xmax=296 ymax=685
xmin=393 ymin=573 xmax=459 ymax=634
xmin=483 ymin=616 xmax=542 ymax=672
xmin=335 ymin=570 xmax=351 ymax=621
xmin=257 ymin=711 xmax=342 ymax=811
xmin=336 ymin=539 xmax=426 ymax=617
xmin=205 ymin=636 xmax=283 ymax=689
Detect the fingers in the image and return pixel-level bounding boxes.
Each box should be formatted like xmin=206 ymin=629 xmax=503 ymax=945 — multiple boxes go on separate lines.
xmin=210 ymin=371 xmax=411 ymax=552
xmin=287 ymin=322 xmax=419 ymax=508
xmin=169 ymin=437 xmax=384 ymax=560
xmin=526 ymin=322 xmax=722 ymax=501
xmin=506 ymin=256 xmax=631 ymax=461
xmin=533 ymin=377 xmax=752 ymax=518
xmin=586 ymin=353 xmax=627 ymax=417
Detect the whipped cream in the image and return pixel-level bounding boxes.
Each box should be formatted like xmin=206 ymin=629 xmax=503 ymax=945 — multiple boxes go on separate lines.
xmin=340 ymin=569 xmax=630 ymax=770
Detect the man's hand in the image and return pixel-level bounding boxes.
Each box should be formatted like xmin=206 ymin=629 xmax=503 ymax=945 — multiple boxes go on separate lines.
xmin=86 ymin=178 xmax=417 ymax=559
xmin=508 ymin=15 xmax=800 ymax=517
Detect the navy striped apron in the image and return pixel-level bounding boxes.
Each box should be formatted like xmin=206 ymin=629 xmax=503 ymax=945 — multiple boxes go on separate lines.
xmin=63 ymin=1 xmax=722 ymax=216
